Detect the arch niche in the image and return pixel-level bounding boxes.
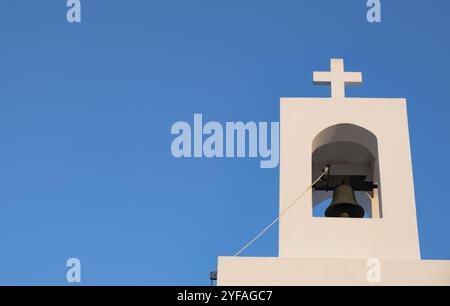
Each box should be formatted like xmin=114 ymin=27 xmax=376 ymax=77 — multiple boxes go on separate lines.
xmin=311 ymin=123 xmax=382 ymax=218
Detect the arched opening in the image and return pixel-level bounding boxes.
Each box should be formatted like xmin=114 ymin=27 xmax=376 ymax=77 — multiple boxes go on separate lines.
xmin=311 ymin=124 xmax=382 ymax=218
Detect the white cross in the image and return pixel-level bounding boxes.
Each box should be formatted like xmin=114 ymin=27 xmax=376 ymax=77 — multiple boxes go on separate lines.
xmin=313 ymin=59 xmax=363 ymax=99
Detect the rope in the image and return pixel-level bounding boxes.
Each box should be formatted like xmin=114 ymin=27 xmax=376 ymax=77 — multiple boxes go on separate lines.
xmin=233 ymin=169 xmax=328 ymax=257
xmin=364 ymin=192 xmax=374 ymax=200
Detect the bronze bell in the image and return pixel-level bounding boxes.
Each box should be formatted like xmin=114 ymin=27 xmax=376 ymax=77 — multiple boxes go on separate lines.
xmin=325 ymin=184 xmax=365 ymax=218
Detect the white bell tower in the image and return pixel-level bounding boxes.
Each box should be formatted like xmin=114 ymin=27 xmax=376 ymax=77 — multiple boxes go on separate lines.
xmin=218 ymin=59 xmax=450 ymax=285
xmin=279 ymin=58 xmax=419 ymax=260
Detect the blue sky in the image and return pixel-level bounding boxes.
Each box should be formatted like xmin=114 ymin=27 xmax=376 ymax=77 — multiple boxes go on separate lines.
xmin=0 ymin=1 xmax=449 ymax=285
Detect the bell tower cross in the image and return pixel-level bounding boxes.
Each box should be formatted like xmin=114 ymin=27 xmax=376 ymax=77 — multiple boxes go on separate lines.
xmin=313 ymin=58 xmax=363 ymax=99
